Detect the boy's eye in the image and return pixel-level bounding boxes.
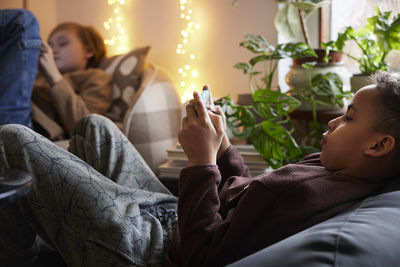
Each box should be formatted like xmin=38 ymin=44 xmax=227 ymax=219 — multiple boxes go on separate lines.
xmin=343 ymin=115 xmax=352 ymax=121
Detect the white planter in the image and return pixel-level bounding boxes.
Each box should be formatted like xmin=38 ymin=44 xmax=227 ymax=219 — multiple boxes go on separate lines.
xmin=350 ymin=74 xmax=373 ymax=93
xmin=285 ymin=63 xmax=351 ymax=111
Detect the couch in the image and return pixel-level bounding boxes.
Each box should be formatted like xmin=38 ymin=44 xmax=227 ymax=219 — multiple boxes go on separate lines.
xmin=56 ymin=46 xmax=182 ymax=175
xmin=28 ymin=172 xmax=400 ymax=266
xmin=227 ymin=178 xmax=400 ymax=266
xmin=26 ymin=48 xmax=400 ymax=266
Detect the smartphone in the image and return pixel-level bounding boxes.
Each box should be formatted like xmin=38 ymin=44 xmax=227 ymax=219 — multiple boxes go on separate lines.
xmin=201 ymin=86 xmax=210 ymax=108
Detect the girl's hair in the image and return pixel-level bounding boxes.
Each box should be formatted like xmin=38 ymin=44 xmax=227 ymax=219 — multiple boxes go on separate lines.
xmin=48 ymin=22 xmax=106 ymax=68
xmin=372 ymin=71 xmax=400 ymax=155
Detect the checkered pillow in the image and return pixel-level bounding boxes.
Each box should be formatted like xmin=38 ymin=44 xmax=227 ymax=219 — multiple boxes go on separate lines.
xmin=123 ymin=65 xmax=182 ymax=174
xmin=100 ymin=46 xmax=151 ymax=122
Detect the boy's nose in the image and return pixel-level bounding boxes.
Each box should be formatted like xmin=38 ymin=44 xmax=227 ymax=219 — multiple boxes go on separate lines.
xmin=327 ymin=117 xmax=338 ymax=132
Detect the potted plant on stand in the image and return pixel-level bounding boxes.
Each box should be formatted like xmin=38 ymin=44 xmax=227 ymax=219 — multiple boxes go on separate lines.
xmin=323 ymin=7 xmax=400 ymax=92
xmin=216 ymin=34 xmax=351 ymax=168
xmin=233 ymin=0 xmax=351 ymax=108
xmin=272 ymin=0 xmax=352 ymax=103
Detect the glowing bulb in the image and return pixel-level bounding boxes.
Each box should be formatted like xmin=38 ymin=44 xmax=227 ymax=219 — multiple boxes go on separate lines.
xmin=176 ymin=0 xmax=201 ymax=103
xmin=176 ymin=49 xmax=181 ymax=54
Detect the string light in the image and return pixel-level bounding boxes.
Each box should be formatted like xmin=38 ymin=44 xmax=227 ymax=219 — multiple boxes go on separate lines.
xmin=177 ymin=0 xmax=200 ymax=103
xmin=104 ymin=0 xmax=128 ymax=55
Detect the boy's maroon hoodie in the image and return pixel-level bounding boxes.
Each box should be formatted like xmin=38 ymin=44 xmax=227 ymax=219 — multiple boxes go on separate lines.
xmin=165 ymin=145 xmax=388 ymax=266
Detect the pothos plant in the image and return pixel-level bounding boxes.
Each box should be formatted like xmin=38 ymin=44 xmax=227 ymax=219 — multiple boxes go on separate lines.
xmin=322 ymin=7 xmax=400 ymax=74
xmin=215 ymin=34 xmax=352 ymax=169
xmin=233 ymin=0 xmax=330 ymax=47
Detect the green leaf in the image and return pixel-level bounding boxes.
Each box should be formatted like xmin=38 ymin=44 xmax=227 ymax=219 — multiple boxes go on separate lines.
xmin=301 ymin=62 xmax=316 ymax=69
xmin=252 ymin=89 xmax=300 ymax=119
xmin=274 ymin=3 xmax=301 ymax=40
xmin=278 ymin=42 xmax=317 ymax=58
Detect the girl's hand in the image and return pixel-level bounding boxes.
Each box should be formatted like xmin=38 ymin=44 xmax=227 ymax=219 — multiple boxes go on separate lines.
xmin=39 ymin=42 xmax=62 ymax=86
xmin=178 ymin=91 xmax=225 ymax=166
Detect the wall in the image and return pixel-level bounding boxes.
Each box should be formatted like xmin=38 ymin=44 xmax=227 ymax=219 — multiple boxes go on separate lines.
xmin=0 ymin=0 xmax=278 ymax=101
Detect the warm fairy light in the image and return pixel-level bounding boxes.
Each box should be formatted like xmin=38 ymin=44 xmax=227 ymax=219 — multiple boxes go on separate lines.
xmin=104 ymin=0 xmax=129 ymax=55
xmin=177 ymin=0 xmax=201 ymax=103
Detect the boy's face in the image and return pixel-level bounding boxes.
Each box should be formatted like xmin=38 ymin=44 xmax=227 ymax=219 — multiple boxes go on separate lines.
xmin=320 ymin=85 xmax=382 ymax=174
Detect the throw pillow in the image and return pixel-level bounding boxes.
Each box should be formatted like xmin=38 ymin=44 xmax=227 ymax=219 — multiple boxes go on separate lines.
xmin=100 ymin=46 xmax=151 ymax=122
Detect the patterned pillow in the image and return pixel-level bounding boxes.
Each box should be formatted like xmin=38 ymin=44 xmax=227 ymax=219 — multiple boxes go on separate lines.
xmin=100 ymin=46 xmax=151 ymax=122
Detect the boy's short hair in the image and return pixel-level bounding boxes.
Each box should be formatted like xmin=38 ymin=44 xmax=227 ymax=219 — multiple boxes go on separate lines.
xmin=48 ymin=22 xmax=106 ymax=69
xmin=372 ymin=71 xmax=400 ymax=155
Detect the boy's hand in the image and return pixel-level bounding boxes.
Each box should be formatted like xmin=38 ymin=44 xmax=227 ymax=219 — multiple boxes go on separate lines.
xmin=39 ymin=42 xmax=62 ymax=86
xmin=208 ymin=105 xmax=231 ymax=159
xmin=205 ymin=86 xmax=231 ymax=159
xmin=178 ymin=91 xmax=225 ymax=166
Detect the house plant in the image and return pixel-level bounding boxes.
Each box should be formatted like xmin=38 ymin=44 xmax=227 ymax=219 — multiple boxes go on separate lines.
xmin=215 ymin=34 xmax=351 ymax=169
xmin=273 ymin=0 xmax=330 ymax=47
xmin=322 ymin=7 xmax=400 ymax=92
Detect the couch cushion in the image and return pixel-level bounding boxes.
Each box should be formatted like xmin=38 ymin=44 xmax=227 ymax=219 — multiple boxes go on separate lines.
xmin=228 ymin=182 xmax=400 ymax=267
xmin=100 ymin=46 xmax=151 ymax=122
xmin=122 ymin=66 xmax=181 ymax=173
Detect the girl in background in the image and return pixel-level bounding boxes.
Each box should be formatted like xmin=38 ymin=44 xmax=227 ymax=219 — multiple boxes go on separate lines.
xmin=32 ymin=21 xmax=112 ymax=140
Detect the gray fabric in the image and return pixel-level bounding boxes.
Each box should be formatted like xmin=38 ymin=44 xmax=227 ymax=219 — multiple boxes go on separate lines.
xmin=228 ymin=182 xmax=400 ymax=267
xmin=0 ymin=114 xmax=178 ymax=267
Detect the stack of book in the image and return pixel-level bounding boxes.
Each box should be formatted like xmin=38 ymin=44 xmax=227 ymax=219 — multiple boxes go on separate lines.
xmin=158 ymin=143 xmax=269 ymax=179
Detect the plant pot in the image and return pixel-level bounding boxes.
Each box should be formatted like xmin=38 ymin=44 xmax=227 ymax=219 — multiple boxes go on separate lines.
xmin=350 ymin=73 xmax=373 ymax=93
xmin=285 ymin=62 xmax=351 ymax=111
xmin=292 ymin=49 xmax=343 ymax=65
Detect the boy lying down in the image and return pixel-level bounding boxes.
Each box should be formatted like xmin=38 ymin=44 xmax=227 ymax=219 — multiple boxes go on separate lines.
xmin=0 ymin=71 xmax=399 ymax=266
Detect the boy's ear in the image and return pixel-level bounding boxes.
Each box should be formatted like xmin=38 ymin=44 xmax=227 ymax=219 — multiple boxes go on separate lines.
xmin=365 ymin=135 xmax=396 ymax=157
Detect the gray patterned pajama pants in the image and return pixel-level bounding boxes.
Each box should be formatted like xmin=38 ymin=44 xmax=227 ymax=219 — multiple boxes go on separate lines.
xmin=0 ymin=114 xmax=178 ymax=267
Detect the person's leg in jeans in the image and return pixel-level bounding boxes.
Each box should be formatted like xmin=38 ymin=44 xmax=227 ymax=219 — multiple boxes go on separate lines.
xmin=0 ymin=115 xmax=177 ymax=266
xmin=0 ymin=9 xmax=41 ymax=127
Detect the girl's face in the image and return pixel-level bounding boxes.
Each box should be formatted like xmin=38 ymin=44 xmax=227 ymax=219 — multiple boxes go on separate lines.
xmin=49 ymin=29 xmax=93 ymax=73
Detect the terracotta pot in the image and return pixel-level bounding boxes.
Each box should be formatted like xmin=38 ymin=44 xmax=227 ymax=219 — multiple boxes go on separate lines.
xmin=293 ymin=48 xmax=342 ymax=65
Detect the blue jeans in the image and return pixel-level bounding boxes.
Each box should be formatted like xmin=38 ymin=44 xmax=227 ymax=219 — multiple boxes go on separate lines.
xmin=0 ymin=9 xmax=41 ymax=128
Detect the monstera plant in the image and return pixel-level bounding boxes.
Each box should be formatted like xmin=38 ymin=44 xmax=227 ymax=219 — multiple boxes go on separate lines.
xmin=216 ymin=34 xmax=351 ymax=169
